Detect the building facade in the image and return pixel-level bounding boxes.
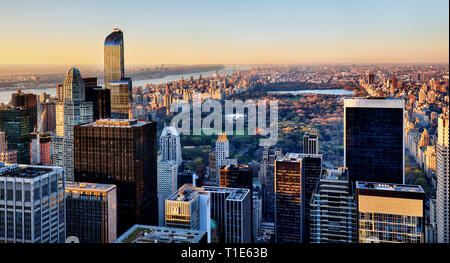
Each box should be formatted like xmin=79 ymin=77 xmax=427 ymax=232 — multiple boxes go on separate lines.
xmin=303 ymin=129 xmax=319 ymax=155
xmin=310 ymin=167 xmax=356 ymax=243
xmin=160 ymin=125 xmax=182 ymax=167
xmin=0 ymin=164 xmax=65 ymax=243
xmin=356 ymin=181 xmax=425 ymax=243
xmin=65 ymin=182 xmax=117 ymax=243
xmin=344 ymin=98 xmax=404 ymax=184
xmin=74 ymin=119 xmax=158 ymax=235
xmin=436 ymin=114 xmax=449 ymax=243
xmin=53 ymin=68 xmax=93 ymax=181
xmin=157 ymin=160 xmax=177 ymax=226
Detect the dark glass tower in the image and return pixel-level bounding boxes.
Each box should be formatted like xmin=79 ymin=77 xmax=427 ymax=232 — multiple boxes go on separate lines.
xmin=344 ymin=98 xmax=404 ymax=185
xmin=83 ymin=77 xmax=111 ymax=120
xmin=74 ymin=119 xmax=157 ymax=235
xmin=0 ymin=107 xmax=30 ymax=164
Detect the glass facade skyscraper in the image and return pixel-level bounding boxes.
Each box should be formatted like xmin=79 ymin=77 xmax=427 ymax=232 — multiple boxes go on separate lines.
xmin=104 ymin=28 xmax=131 ymax=119
xmin=344 ymin=98 xmax=405 ymax=184
xmin=73 ymin=119 xmax=158 ymax=235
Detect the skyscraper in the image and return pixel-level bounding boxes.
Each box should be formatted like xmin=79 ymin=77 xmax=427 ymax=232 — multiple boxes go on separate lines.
xmin=310 ymin=167 xmax=356 ymax=243
xmin=219 ymin=164 xmax=254 ymax=241
xmin=104 ymin=28 xmax=124 ymax=90
xmin=274 ymin=153 xmax=304 ymax=243
xmin=74 ymin=119 xmax=158 ymax=234
xmin=436 ymin=114 xmax=449 ymax=243
xmin=65 ymin=182 xmax=117 ymax=243
xmin=53 ymin=68 xmax=93 ymax=181
xmin=356 ymin=181 xmax=425 ymax=243
xmin=83 ymin=77 xmax=111 ymax=120
xmin=202 ymin=186 xmax=252 ymax=243
xmin=303 ymin=129 xmax=319 ymax=154
xmin=0 ymin=164 xmax=66 ymax=243
xmin=104 ymin=28 xmax=132 ymax=119
xmin=10 ymin=90 xmax=37 ymax=133
xmin=157 ymin=160 xmax=177 ymax=226
xmin=160 ymin=125 xmax=182 ymax=167
xmin=259 ymin=146 xmax=282 ymax=223
xmin=0 ymin=107 xmax=31 ymax=164
xmin=215 ymin=133 xmax=236 ymax=180
xmin=344 ymin=98 xmax=404 ymax=184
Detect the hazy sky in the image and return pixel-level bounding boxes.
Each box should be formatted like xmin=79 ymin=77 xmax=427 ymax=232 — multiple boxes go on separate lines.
xmin=1 ymin=0 xmax=448 ymax=65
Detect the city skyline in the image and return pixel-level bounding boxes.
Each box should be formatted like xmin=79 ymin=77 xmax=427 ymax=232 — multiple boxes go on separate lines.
xmin=0 ymin=0 xmax=448 ymax=65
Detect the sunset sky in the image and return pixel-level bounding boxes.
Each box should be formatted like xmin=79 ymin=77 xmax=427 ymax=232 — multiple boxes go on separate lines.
xmin=1 ymin=0 xmax=448 ymax=65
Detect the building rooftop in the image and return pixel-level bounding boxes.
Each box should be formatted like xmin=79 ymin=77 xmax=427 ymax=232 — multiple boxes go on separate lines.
xmin=344 ymin=97 xmax=404 ymax=108
xmin=356 ymin=181 xmax=424 ymax=193
xmin=201 ymin=186 xmax=249 ymax=201
xmin=0 ymin=163 xmax=55 ymax=178
xmin=66 ymin=182 xmax=116 ymax=193
xmin=104 ymin=29 xmax=123 ymax=46
xmin=221 ymin=163 xmax=250 ymax=171
xmin=80 ymin=119 xmax=152 ymax=128
xmin=216 ymin=132 xmax=228 ymax=143
xmin=114 ymin=225 xmax=206 ymax=243
xmin=280 ymin=152 xmax=322 ymax=162
xmin=167 ymin=184 xmax=208 ymax=202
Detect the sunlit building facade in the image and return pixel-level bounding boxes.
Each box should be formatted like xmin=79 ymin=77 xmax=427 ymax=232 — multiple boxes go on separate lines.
xmin=356 ymin=181 xmax=425 ymax=243
xmin=437 ymin=114 xmax=449 ymax=243
xmin=65 ymin=182 xmax=117 ymax=243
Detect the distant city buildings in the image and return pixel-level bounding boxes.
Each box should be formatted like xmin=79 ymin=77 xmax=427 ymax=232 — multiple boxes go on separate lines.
xmin=303 ymin=129 xmax=319 ymax=155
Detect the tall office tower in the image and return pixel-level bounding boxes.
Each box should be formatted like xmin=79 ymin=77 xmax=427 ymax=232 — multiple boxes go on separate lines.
xmin=0 ymin=107 xmax=30 ymax=164
xmin=202 ymin=186 xmax=251 ymax=243
xmin=275 ymin=153 xmax=304 ymax=243
xmin=259 ymin=147 xmax=282 ymax=223
xmin=109 ymin=78 xmax=132 ymax=119
xmin=310 ymin=167 xmax=356 ymax=243
xmin=74 ymin=119 xmax=157 ymax=234
xmin=104 ymin=28 xmax=124 ymax=90
xmin=104 ymin=29 xmax=132 ymax=119
xmin=299 ymin=154 xmax=323 ymax=243
xmin=344 ymin=98 xmax=404 ymax=184
xmin=38 ymin=133 xmax=51 ymax=165
xmin=253 ymin=192 xmax=263 ymax=241
xmin=356 ymin=181 xmax=425 ymax=243
xmin=83 ymin=77 xmax=111 ymax=120
xmin=0 ymin=131 xmax=17 ymax=164
xmin=10 ymin=90 xmax=37 ymax=133
xmin=219 ymin=164 xmax=254 ymax=241
xmin=115 ymin=224 xmax=207 ymax=243
xmin=165 ymin=185 xmax=211 ymax=243
xmin=160 ymin=125 xmax=182 ymax=167
xmin=303 ymin=129 xmax=319 ymax=154
xmin=65 ymin=182 xmax=117 ymax=243
xmin=437 ymin=114 xmax=449 ymax=243
xmin=53 ymin=68 xmax=93 ymax=181
xmin=0 ymin=164 xmax=65 ymax=243
xmin=215 ymin=133 xmax=237 ymax=180
xmin=157 ymin=160 xmax=177 ymax=226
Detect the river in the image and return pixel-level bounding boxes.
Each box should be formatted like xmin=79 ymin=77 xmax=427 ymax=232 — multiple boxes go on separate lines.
xmin=0 ymin=65 xmax=252 ymax=104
